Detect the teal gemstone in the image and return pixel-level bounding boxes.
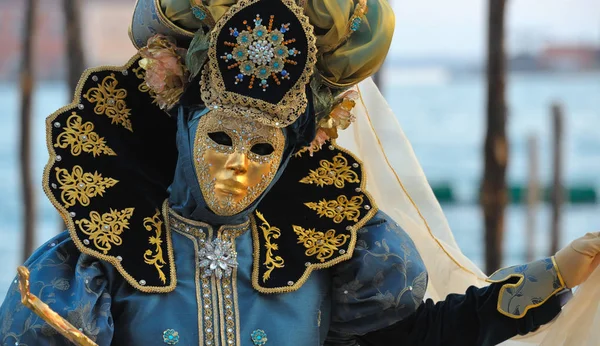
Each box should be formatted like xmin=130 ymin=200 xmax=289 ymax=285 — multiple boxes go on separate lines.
xmin=278 ymin=49 xmax=284 ymax=55
xmin=257 ymin=30 xmax=264 ymax=37
xmin=238 ymin=51 xmax=244 ymax=57
xmin=260 ymin=69 xmax=267 ymax=74
xmin=273 ymin=62 xmax=279 ymax=68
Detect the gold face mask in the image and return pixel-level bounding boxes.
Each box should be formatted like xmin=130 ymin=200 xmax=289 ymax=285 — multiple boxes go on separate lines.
xmin=194 ymin=107 xmax=286 ymax=216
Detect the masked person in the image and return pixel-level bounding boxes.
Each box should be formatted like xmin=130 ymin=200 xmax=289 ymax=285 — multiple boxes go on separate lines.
xmin=1 ymin=1 xmax=600 ymax=345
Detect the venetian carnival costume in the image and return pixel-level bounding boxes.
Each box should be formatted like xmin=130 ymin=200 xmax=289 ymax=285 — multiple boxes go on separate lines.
xmin=2 ymin=0 xmax=600 ymax=345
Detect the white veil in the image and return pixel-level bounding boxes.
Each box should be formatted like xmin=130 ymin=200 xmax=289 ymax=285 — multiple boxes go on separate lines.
xmin=337 ymin=78 xmax=600 ymax=345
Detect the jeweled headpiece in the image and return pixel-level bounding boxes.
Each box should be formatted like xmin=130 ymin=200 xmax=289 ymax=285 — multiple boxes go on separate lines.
xmin=200 ymin=0 xmax=317 ymax=127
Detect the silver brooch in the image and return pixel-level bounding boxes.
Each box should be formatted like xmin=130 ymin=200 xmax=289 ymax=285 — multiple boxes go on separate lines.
xmin=199 ymin=238 xmax=238 ymax=279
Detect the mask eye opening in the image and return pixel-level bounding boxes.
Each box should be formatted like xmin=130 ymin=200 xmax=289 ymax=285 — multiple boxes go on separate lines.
xmin=250 ymin=143 xmax=275 ymax=156
xmin=208 ymin=131 xmax=233 ymax=146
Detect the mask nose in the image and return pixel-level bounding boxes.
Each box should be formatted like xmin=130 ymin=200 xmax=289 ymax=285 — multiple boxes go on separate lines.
xmin=225 ymin=152 xmax=248 ymax=174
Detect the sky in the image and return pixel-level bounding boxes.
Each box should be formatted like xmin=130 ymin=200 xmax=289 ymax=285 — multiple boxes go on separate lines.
xmin=390 ymin=0 xmax=600 ymax=60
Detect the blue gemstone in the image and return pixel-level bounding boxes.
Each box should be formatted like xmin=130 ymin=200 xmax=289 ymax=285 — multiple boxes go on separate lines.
xmin=281 ymin=70 xmax=288 ymax=76
xmin=233 ymin=32 xmax=239 ymax=37
xmin=237 ymin=51 xmax=243 ymax=57
xmin=237 ymin=74 xmax=244 ymax=79
xmin=272 ymin=35 xmax=278 ymax=40
xmin=257 ymin=30 xmax=263 ymax=37
xmin=260 ymin=69 xmax=267 ymax=74
xmin=261 ymin=80 xmax=267 ymax=85
xmin=288 ymin=49 xmax=294 ymax=55
xmin=227 ymin=54 xmax=232 ymax=59
xmin=242 ymin=37 xmax=248 ymax=43
xmin=245 ymin=65 xmax=251 ymax=71
xmin=169 ymin=336 xmax=173 ymax=340
xmin=278 ymin=49 xmax=284 ymax=55
xmin=280 ymin=26 xmax=287 ymax=33
xmin=273 ymin=62 xmax=279 ymax=68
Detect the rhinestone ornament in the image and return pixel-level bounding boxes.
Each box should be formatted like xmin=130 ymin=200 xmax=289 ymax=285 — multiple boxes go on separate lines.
xmin=163 ymin=329 xmax=179 ymax=345
xmin=198 ymin=238 xmax=238 ymax=279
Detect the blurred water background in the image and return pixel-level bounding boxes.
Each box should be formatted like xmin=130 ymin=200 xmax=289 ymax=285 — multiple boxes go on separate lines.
xmin=0 ymin=69 xmax=598 ymax=298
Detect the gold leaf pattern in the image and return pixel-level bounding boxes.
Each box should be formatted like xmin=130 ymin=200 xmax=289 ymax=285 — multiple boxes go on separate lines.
xmin=305 ymin=195 xmax=364 ymax=223
xmin=83 ymin=74 xmax=133 ymax=132
xmin=292 ymin=225 xmax=350 ymax=262
xmin=143 ymin=210 xmax=167 ymax=284
xmin=54 ymin=113 xmax=116 ymax=157
xmin=75 ymin=208 xmax=135 ymax=254
xmin=300 ymin=153 xmax=359 ymax=188
xmin=256 ymin=211 xmax=285 ymax=282
xmin=55 ymin=166 xmax=118 ymax=208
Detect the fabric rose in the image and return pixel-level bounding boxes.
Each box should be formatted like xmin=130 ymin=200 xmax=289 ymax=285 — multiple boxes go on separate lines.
xmin=139 ymin=34 xmax=190 ymax=110
xmin=305 ymin=89 xmax=359 ymax=155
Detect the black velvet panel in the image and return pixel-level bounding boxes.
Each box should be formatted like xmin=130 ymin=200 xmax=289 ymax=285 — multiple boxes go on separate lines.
xmin=44 ymin=56 xmax=178 ymax=290
xmin=215 ymin=0 xmax=308 ymax=104
xmin=254 ymin=141 xmax=377 ymax=291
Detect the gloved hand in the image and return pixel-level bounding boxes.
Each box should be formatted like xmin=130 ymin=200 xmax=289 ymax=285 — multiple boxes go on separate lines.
xmin=554 ymin=232 xmax=600 ymax=288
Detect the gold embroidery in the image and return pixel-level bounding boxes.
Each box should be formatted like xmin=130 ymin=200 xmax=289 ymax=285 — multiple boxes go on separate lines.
xmin=292 ymin=225 xmax=349 ymax=262
xmin=55 ymin=113 xmax=116 ymax=157
xmin=143 ymin=210 xmax=167 ymax=284
xmin=255 ymin=211 xmax=284 ymax=282
xmin=300 ymin=153 xmax=359 ymax=188
xmin=83 ymin=74 xmax=133 ymax=132
xmin=305 ymin=195 xmax=364 ymax=223
xmin=55 ymin=166 xmax=118 ymax=208
xmin=75 ymin=208 xmax=134 ymax=254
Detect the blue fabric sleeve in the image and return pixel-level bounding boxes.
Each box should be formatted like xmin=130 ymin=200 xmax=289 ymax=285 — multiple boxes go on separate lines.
xmin=0 ymin=232 xmax=114 ymax=346
xmin=326 ymin=211 xmax=428 ymax=344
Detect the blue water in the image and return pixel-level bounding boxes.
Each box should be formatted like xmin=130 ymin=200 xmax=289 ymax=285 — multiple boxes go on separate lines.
xmin=0 ymin=71 xmax=599 ymax=298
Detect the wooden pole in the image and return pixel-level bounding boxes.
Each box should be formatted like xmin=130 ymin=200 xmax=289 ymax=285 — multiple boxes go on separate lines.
xmin=526 ymin=135 xmax=539 ymax=262
xmin=482 ymin=0 xmax=508 ymax=274
xmin=63 ymin=0 xmax=85 ymax=92
xmin=20 ymin=0 xmax=38 ymax=262
xmin=550 ymin=103 xmax=564 ymax=254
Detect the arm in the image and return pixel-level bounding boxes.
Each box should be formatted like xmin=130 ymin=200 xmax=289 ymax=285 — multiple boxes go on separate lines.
xmin=358 ymin=276 xmax=568 ymax=346
xmin=0 ymin=233 xmax=114 ymax=346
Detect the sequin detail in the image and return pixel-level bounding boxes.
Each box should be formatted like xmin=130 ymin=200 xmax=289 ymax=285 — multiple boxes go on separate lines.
xmin=163 ymin=329 xmax=179 ymax=345
xmin=221 ymin=14 xmax=300 ymax=91
xmin=251 ymin=329 xmax=268 ymax=345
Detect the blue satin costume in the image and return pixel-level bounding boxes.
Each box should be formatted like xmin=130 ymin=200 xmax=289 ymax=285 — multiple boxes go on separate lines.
xmin=0 ymin=0 xmax=570 ymax=345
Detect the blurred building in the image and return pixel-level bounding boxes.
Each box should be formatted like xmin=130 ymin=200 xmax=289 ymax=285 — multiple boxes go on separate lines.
xmin=539 ymin=45 xmax=600 ymax=71
xmin=0 ymin=0 xmax=137 ymax=82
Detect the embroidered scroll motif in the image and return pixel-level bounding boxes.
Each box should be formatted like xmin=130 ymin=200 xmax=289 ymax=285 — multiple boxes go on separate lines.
xmin=55 ymin=113 xmax=116 ymax=157
xmin=83 ymin=74 xmax=133 ymax=132
xmin=292 ymin=225 xmax=350 ymax=262
xmin=132 ymin=66 xmax=158 ymax=99
xmin=75 ymin=208 xmax=134 ymax=254
xmin=300 ymin=153 xmax=359 ymax=188
xmin=55 ymin=166 xmax=118 ymax=208
xmin=305 ymin=195 xmax=364 ymax=223
xmin=256 ymin=211 xmax=285 ymax=282
xmin=143 ymin=210 xmax=167 ymax=284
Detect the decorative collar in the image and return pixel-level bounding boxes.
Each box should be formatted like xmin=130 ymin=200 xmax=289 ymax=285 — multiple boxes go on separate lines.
xmin=43 ymin=55 xmax=178 ymax=293
xmin=251 ymin=140 xmax=377 ymax=293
